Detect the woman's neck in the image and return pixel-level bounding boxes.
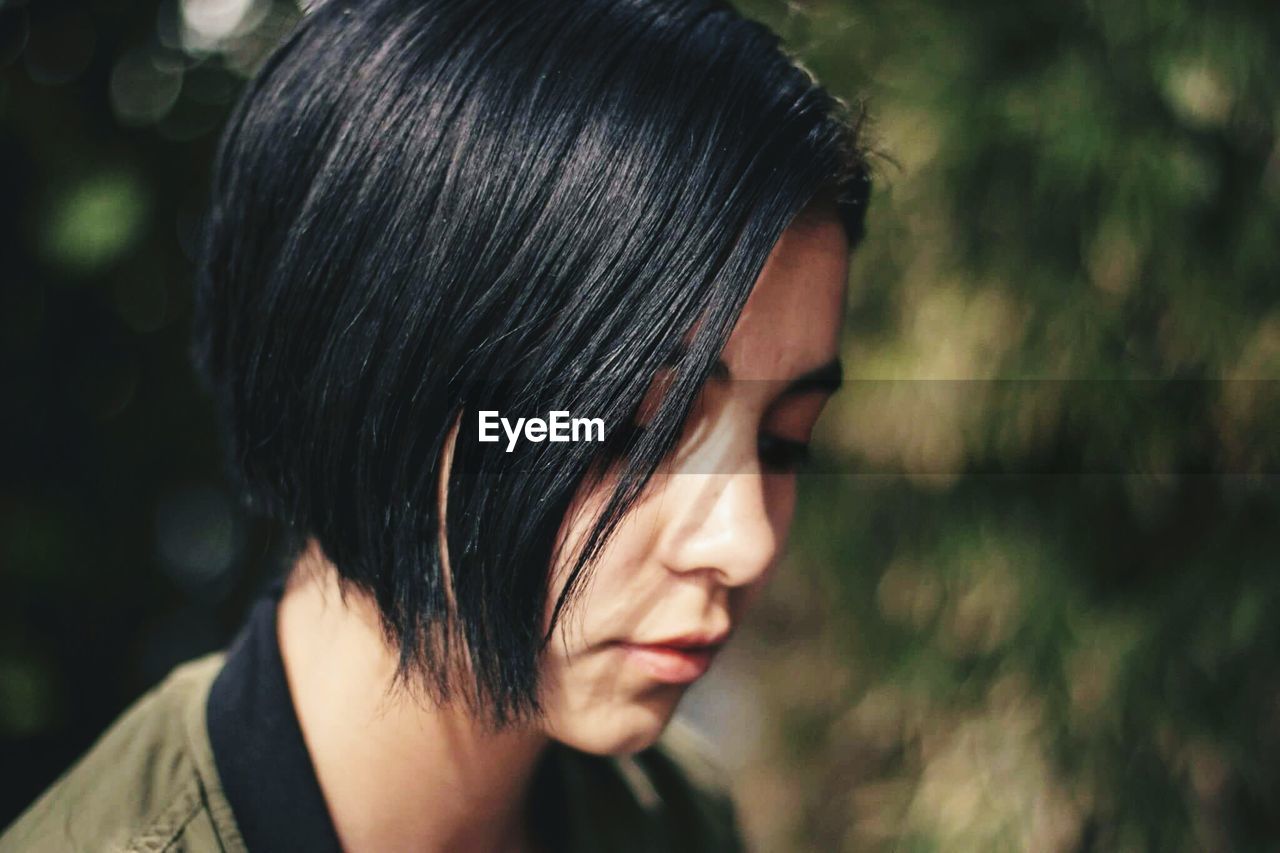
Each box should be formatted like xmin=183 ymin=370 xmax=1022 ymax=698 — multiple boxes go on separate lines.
xmin=276 ymin=545 xmax=551 ymax=853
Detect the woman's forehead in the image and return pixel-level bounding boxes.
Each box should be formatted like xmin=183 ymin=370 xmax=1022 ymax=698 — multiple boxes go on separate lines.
xmin=721 ymin=215 xmax=849 ymax=380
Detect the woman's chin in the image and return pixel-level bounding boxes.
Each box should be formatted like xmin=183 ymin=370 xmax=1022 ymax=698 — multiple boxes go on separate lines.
xmin=550 ymin=689 xmax=685 ymax=756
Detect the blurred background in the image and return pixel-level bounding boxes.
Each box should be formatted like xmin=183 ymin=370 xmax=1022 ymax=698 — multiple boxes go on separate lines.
xmin=2 ymin=0 xmax=1278 ymax=850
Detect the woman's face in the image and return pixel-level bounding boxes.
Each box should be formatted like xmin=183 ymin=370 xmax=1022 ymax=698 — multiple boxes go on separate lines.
xmin=539 ymin=208 xmax=850 ymax=754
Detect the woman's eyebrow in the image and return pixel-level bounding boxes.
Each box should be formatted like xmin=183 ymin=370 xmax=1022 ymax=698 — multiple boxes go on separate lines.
xmin=708 ymin=356 xmax=843 ymax=395
xmin=667 ymin=349 xmax=843 ymax=393
xmin=779 ymin=358 xmax=843 ymax=396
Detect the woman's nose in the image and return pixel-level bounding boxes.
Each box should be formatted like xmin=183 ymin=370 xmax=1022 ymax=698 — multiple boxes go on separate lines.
xmin=657 ymin=469 xmax=782 ymax=588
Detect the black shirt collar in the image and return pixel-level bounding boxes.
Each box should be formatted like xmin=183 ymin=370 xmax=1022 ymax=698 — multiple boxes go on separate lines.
xmin=207 ymin=581 xmax=344 ymax=853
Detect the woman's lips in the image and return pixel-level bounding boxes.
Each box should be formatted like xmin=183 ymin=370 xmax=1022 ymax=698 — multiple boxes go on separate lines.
xmin=616 ymin=641 xmax=721 ymax=684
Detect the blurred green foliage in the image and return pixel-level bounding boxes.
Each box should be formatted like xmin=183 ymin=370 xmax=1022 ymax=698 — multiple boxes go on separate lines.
xmin=2 ymin=0 xmax=1278 ymax=849
xmin=731 ymin=0 xmax=1280 ymax=850
xmin=0 ymin=0 xmax=297 ymax=824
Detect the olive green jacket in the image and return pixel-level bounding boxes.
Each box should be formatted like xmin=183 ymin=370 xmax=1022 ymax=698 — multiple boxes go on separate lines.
xmin=1 ymin=653 xmax=742 ymax=852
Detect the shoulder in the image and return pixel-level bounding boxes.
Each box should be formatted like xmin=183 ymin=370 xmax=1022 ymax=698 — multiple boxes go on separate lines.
xmin=0 ymin=653 xmax=243 ymax=853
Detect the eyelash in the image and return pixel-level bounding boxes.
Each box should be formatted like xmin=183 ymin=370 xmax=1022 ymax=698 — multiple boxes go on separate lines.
xmin=758 ymin=435 xmax=811 ymax=472
xmin=618 ymin=422 xmax=812 ymax=472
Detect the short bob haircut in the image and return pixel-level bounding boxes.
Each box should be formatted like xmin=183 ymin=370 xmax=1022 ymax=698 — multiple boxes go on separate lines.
xmin=193 ymin=0 xmax=871 ymax=725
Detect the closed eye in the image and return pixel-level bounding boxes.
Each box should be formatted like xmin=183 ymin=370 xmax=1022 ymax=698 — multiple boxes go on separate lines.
xmin=758 ymin=434 xmax=811 ymax=472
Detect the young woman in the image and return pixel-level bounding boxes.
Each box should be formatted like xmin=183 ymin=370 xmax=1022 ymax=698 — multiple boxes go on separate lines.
xmin=2 ymin=0 xmax=870 ymax=850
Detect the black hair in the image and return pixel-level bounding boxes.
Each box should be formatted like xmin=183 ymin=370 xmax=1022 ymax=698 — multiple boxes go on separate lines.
xmin=193 ymin=0 xmax=871 ymax=725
